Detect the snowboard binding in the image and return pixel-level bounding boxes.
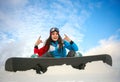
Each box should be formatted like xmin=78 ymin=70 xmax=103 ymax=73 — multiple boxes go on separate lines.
xmin=33 ymin=64 xmax=47 ymax=74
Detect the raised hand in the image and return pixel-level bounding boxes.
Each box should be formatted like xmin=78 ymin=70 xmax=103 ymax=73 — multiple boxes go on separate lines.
xmin=63 ymin=34 xmax=72 ymax=42
xmin=35 ymin=36 xmax=43 ymax=46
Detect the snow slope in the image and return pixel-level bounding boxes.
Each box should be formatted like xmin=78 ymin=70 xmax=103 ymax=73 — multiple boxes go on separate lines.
xmin=0 ymin=62 xmax=119 ymax=82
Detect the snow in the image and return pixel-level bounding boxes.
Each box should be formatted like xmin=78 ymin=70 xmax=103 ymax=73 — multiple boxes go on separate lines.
xmin=0 ymin=62 xmax=119 ymax=82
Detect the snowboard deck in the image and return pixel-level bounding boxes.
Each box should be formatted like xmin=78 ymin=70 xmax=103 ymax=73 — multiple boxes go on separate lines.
xmin=5 ymin=54 xmax=112 ymax=74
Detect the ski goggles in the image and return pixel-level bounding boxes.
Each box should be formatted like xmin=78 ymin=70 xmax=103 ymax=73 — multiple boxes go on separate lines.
xmin=50 ymin=27 xmax=59 ymax=33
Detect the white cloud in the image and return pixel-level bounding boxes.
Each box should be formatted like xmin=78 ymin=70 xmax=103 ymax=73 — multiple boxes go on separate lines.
xmin=0 ymin=0 xmax=85 ymax=66
xmin=84 ymin=35 xmax=120 ymax=56
xmin=84 ymin=34 xmax=120 ymax=73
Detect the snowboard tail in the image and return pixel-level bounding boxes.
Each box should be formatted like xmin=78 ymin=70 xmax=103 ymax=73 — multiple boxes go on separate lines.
xmin=5 ymin=54 xmax=112 ymax=74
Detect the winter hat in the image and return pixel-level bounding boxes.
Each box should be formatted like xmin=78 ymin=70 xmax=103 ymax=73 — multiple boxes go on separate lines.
xmin=50 ymin=27 xmax=59 ymax=34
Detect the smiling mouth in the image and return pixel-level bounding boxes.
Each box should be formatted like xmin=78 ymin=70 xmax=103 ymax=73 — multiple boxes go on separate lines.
xmin=53 ymin=38 xmax=57 ymax=39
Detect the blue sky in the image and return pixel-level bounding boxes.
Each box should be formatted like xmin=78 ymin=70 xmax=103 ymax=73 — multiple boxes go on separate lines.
xmin=82 ymin=0 xmax=120 ymax=50
xmin=0 ymin=0 xmax=120 ymax=61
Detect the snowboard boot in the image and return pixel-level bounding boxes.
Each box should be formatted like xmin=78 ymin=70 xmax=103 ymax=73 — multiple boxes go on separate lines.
xmin=67 ymin=50 xmax=76 ymax=57
xmin=72 ymin=63 xmax=86 ymax=70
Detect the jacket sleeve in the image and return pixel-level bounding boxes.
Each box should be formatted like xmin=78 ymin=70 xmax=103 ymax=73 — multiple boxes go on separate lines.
xmin=34 ymin=45 xmax=48 ymax=57
xmin=64 ymin=40 xmax=78 ymax=51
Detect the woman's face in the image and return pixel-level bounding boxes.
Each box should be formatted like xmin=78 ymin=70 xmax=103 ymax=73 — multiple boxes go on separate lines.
xmin=51 ymin=31 xmax=59 ymax=41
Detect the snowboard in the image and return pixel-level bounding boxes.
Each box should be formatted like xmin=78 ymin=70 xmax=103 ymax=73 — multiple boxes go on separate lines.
xmin=5 ymin=54 xmax=112 ymax=74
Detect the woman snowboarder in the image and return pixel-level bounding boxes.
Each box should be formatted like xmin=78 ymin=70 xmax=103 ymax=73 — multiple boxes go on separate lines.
xmin=33 ymin=27 xmax=78 ymax=58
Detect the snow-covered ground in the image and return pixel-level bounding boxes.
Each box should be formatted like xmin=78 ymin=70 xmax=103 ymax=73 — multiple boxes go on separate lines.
xmin=0 ymin=61 xmax=119 ymax=82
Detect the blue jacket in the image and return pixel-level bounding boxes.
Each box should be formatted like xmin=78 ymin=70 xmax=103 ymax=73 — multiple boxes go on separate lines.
xmin=49 ymin=40 xmax=78 ymax=58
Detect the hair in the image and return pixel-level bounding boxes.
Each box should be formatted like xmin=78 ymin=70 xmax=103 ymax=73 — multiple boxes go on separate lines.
xmin=44 ymin=33 xmax=63 ymax=52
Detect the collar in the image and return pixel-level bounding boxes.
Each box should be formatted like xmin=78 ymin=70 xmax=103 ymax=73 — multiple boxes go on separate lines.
xmin=51 ymin=41 xmax=58 ymax=47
